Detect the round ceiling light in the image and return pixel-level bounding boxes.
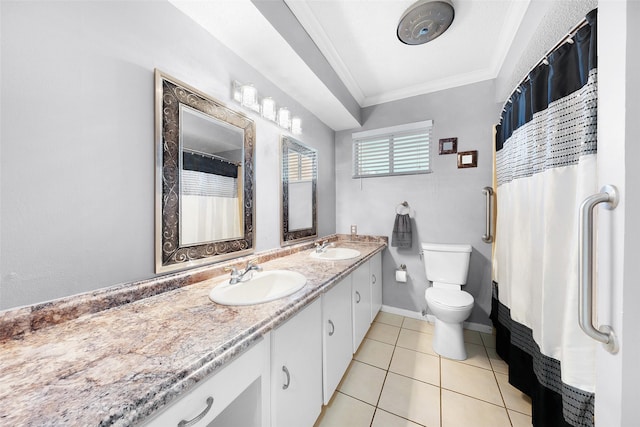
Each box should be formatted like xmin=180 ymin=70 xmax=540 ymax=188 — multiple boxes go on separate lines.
xmin=397 ymin=0 xmax=455 ymax=45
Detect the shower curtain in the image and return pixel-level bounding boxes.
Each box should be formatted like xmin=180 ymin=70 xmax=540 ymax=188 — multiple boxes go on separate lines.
xmin=492 ymin=9 xmax=597 ymax=427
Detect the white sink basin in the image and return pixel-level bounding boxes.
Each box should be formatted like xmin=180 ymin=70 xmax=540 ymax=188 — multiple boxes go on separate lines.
xmin=209 ymin=270 xmax=307 ymax=306
xmin=309 ymin=247 xmax=361 ymax=260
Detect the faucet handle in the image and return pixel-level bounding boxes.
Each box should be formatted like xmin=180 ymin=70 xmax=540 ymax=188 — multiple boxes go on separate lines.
xmin=245 ymin=259 xmax=261 ymax=271
xmin=225 ymin=266 xmax=241 ymax=280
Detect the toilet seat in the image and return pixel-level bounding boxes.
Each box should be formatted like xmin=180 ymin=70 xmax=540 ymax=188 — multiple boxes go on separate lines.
xmin=425 ymin=287 xmax=474 ymax=310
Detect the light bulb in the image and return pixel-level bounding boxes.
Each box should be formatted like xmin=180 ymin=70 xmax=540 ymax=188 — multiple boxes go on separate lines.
xmin=262 ymin=97 xmax=276 ymax=121
xmin=278 ymin=107 xmax=291 ymax=129
xmin=291 ymin=117 xmax=302 ymax=134
xmin=241 ymin=84 xmax=258 ymax=109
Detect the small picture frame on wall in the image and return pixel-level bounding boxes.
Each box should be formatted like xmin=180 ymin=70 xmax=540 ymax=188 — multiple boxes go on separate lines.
xmin=439 ymin=137 xmax=457 ymax=155
xmin=457 ymin=150 xmax=478 ymax=168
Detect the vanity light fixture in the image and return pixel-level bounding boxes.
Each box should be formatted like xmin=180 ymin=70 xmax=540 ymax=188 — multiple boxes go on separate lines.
xmin=232 ymin=80 xmax=302 ymax=134
xmin=278 ymin=107 xmax=291 ymax=130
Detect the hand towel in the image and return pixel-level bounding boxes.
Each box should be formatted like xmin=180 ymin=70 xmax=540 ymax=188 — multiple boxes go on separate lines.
xmin=391 ymin=214 xmax=412 ymax=248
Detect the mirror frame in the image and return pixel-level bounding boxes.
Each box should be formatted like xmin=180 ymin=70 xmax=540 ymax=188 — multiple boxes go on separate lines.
xmin=155 ymin=70 xmax=255 ymax=273
xmin=280 ymin=135 xmax=317 ymax=246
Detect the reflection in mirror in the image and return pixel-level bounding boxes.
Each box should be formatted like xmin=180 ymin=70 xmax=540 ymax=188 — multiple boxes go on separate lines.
xmin=155 ymin=70 xmax=255 ymax=273
xmin=281 ymin=136 xmax=317 ymax=245
xmin=180 ymin=105 xmax=244 ymax=245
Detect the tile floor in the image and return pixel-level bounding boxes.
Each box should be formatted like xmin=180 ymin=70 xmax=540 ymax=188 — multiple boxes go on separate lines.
xmin=314 ymin=312 xmax=533 ymax=427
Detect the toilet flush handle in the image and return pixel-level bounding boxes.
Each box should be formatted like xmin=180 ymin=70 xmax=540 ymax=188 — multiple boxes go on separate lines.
xmin=419 ymin=250 xmax=424 ymax=260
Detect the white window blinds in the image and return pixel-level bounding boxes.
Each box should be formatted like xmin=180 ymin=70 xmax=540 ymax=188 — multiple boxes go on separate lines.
xmin=352 ymin=120 xmax=432 ymax=178
xmin=287 ymin=152 xmax=316 ymax=182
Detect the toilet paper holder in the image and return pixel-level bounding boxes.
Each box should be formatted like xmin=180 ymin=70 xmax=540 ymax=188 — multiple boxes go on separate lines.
xmin=395 ymin=264 xmax=408 ymax=282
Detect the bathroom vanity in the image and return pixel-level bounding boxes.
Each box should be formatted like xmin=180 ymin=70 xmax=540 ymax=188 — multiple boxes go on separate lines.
xmin=0 ymin=235 xmax=385 ymax=426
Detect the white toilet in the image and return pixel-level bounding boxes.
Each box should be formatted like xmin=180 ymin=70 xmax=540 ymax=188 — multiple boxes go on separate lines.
xmin=422 ymin=242 xmax=474 ymax=360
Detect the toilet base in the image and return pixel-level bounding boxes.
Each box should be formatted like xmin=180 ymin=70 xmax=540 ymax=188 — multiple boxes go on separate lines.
xmin=432 ymin=318 xmax=467 ymax=360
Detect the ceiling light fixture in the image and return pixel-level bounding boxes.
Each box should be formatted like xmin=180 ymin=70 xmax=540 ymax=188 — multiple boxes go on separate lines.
xmin=397 ymin=0 xmax=455 ymax=45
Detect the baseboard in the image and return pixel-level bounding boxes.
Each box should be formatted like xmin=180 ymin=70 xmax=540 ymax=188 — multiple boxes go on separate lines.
xmin=380 ymin=305 xmax=493 ymax=334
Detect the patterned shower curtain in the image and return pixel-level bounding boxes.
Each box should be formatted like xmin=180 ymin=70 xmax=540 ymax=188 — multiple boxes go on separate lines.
xmin=492 ymin=9 xmax=597 ymax=427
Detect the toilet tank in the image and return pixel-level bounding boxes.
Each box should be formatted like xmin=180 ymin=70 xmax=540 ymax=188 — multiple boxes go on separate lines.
xmin=421 ymin=242 xmax=472 ymax=285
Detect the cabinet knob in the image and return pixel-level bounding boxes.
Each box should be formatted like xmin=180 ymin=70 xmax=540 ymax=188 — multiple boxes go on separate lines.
xmin=355 ymin=291 xmax=361 ymax=303
xmin=328 ymin=319 xmax=335 ymax=336
xmin=177 ymin=396 xmax=214 ymax=427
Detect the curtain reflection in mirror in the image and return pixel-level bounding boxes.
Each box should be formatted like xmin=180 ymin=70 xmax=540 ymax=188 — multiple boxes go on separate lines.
xmin=180 ymin=151 xmax=242 ymax=244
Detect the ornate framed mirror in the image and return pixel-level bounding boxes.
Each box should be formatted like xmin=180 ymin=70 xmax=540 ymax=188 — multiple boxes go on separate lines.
xmin=155 ymin=70 xmax=255 ymax=273
xmin=280 ymin=135 xmax=317 ymax=245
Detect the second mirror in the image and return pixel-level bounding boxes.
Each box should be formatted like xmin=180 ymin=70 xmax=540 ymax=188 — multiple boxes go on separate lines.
xmin=280 ymin=135 xmax=317 ymax=245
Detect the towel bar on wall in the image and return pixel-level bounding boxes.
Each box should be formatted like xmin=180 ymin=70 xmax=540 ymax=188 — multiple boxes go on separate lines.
xmin=578 ymin=184 xmax=619 ymax=354
xmin=482 ymin=187 xmax=493 ymax=243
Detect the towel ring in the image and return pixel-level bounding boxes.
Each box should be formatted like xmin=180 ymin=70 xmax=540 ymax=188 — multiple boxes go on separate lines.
xmin=396 ymin=201 xmax=411 ymax=215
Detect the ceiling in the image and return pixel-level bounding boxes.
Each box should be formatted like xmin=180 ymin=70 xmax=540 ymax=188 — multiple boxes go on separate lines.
xmin=284 ymin=0 xmax=529 ymax=107
xmin=170 ymin=0 xmax=531 ymax=131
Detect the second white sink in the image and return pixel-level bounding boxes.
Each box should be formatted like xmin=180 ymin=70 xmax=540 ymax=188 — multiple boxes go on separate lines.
xmin=209 ymin=270 xmax=307 ymax=306
xmin=309 ymin=247 xmax=361 ymax=260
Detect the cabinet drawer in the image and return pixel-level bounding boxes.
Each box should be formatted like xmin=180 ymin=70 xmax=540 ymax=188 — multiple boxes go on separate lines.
xmin=143 ymin=338 xmax=266 ymax=427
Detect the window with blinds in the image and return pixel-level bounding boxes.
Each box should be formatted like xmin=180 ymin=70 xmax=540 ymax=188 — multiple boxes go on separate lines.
xmin=287 ymin=152 xmax=315 ymax=182
xmin=352 ymin=120 xmax=432 ymax=178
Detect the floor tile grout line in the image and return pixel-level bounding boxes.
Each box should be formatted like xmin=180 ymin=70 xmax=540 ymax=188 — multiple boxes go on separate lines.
xmin=441 ymin=387 xmax=513 ymax=410
xmin=439 ymin=354 xmax=443 ymax=427
xmin=375 ymin=407 xmax=429 ymax=427
xmin=483 ymin=336 xmax=515 ymax=427
xmin=369 ymin=323 xmax=401 ymax=427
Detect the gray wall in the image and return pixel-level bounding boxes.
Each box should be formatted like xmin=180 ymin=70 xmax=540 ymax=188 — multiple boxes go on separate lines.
xmin=335 ymin=80 xmax=500 ymax=325
xmin=0 ymin=1 xmax=336 ymax=309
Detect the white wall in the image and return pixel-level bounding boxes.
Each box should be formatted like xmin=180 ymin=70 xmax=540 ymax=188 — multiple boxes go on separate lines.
xmin=0 ymin=1 xmax=336 ymax=309
xmin=596 ymin=1 xmax=640 ymax=424
xmin=335 ymin=80 xmax=499 ymax=325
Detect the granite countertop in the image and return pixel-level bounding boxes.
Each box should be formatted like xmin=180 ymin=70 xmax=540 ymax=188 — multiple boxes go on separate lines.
xmin=0 ymin=236 xmax=386 ymax=426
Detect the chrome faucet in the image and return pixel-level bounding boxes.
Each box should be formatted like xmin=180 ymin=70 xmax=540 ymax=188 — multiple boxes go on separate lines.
xmin=228 ymin=260 xmax=262 ymax=284
xmin=314 ymin=240 xmax=334 ymax=253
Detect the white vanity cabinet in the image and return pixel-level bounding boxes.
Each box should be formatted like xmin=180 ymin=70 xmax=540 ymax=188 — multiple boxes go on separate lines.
xmin=352 ymin=253 xmax=383 ymax=352
xmin=142 ymin=337 xmax=269 ymax=427
xmin=351 ymin=261 xmax=372 ymax=353
xmin=271 ymin=298 xmax=323 ymax=427
xmin=370 ymin=252 xmax=382 ymax=321
xmin=321 ymin=274 xmax=354 ymax=405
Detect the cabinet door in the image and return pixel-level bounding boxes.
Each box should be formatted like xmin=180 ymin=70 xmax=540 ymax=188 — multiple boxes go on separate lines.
xmin=271 ymin=299 xmax=322 ymax=427
xmin=370 ymin=252 xmax=383 ymax=322
xmin=352 ymin=261 xmax=372 ymax=353
xmin=322 ymin=275 xmax=353 ymax=405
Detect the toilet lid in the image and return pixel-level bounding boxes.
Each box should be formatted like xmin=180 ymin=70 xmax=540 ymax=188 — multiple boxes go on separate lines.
xmin=426 ymin=287 xmax=474 ymax=308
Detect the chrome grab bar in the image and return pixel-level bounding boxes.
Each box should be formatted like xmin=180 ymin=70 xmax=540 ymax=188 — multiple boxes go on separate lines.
xmin=578 ymin=184 xmax=619 ymax=354
xmin=482 ymin=187 xmax=494 ymax=243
